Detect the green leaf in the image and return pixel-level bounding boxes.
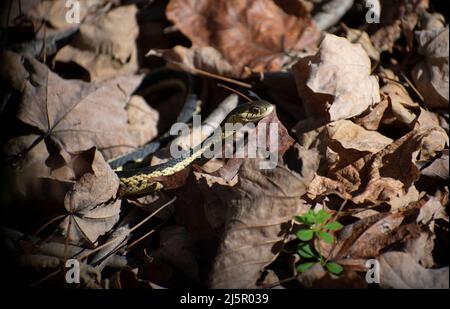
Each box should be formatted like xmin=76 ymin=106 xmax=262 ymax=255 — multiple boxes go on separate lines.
xmin=315 ymin=209 xmax=332 ymax=224
xmin=326 ymin=262 xmax=343 ymax=275
xmin=296 ymin=229 xmax=314 ymax=241
xmin=298 ymin=243 xmax=315 ymax=258
xmin=297 ymin=262 xmax=314 ymax=273
xmin=296 ymin=210 xmax=315 ymax=225
xmin=324 ymin=221 xmax=344 ymax=231
xmin=318 ymin=231 xmax=334 ymax=244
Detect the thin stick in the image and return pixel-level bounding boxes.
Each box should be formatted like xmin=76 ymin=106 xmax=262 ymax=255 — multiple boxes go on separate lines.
xmin=76 ymin=197 xmax=176 ymax=261
xmin=263 ymin=275 xmax=297 ymax=289
xmin=217 ymin=83 xmax=252 ymax=102
xmin=33 ymin=214 xmax=66 ymax=237
xmin=185 ymin=65 xmax=252 ymax=88
xmin=31 ymin=269 xmax=62 ymax=287
xmin=146 ymin=51 xmax=252 ymax=88
xmin=400 ymin=72 xmax=424 ymax=102
xmin=127 ymin=218 xmax=168 ymax=250
xmin=323 ymin=199 xmax=348 ymax=264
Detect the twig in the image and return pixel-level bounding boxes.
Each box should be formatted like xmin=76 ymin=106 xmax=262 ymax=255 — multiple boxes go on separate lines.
xmin=400 ymin=72 xmax=425 ymax=102
xmin=126 ymin=218 xmax=169 ymax=250
xmin=263 ymin=275 xmax=297 ymax=289
xmin=217 ymin=83 xmax=252 ymax=102
xmin=323 ymin=199 xmax=348 ymax=264
xmin=167 ymin=94 xmax=239 ymax=151
xmin=30 ymin=269 xmax=62 ymax=287
xmin=33 ymin=215 xmax=66 ymax=237
xmin=76 ymin=197 xmax=176 ymax=261
xmin=146 ymin=50 xmax=252 ymax=88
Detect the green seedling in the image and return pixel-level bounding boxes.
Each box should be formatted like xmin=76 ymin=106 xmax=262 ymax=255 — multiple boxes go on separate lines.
xmin=294 ymin=209 xmax=344 ymax=275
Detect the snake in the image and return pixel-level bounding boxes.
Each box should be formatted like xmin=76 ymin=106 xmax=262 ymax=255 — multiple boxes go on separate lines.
xmin=108 ymin=68 xmax=201 ymax=170
xmin=116 ymin=100 xmax=274 ymax=197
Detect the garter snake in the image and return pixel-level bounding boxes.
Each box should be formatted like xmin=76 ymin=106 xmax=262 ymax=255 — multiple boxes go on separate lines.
xmin=117 ymin=100 xmax=274 ymax=197
xmin=108 ymin=68 xmax=201 ymax=170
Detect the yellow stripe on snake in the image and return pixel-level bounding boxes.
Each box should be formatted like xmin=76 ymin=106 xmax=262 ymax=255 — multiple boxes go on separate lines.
xmin=117 ymin=101 xmax=274 ymax=197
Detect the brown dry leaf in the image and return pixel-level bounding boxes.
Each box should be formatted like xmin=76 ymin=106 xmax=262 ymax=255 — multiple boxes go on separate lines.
xmin=323 ymin=197 xmax=441 ymax=264
xmin=3 ymin=227 xmax=112 ymax=289
xmin=326 ymin=120 xmax=393 ymax=155
xmin=376 ymin=70 xmax=448 ymax=132
xmin=0 ymin=50 xmax=30 ymax=91
xmin=209 ymin=150 xmax=319 ymax=288
xmin=55 ymin=5 xmax=139 ymax=81
xmin=26 ymin=0 xmax=111 ymax=31
xmin=58 ymin=147 xmax=121 ymax=245
xmin=308 ymin=127 xmax=447 ymax=205
xmin=381 ymin=76 xmax=419 ymax=127
xmin=298 ymin=120 xmax=392 ymax=198
xmin=420 ymin=149 xmax=449 ymax=180
xmin=154 ymin=0 xmax=319 ymax=78
xmin=375 ymin=72 xmax=447 ymax=133
xmin=378 ymin=251 xmax=449 ymax=288
xmin=371 ymin=20 xmax=402 ymax=53
xmin=418 ymin=8 xmax=446 ymax=31
xmin=3 ymin=52 xmax=145 ymax=179
xmin=194 ymin=171 xmax=237 ymax=231
xmin=416 ymin=195 xmax=448 ymax=233
xmin=148 ymin=46 xmax=236 ymax=78
xmin=404 ymin=232 xmax=435 ymax=268
xmin=217 ymin=108 xmax=295 ymax=181
xmin=293 ymin=34 xmax=380 ymax=121
xmin=370 ymin=0 xmax=428 ymax=53
xmin=297 ymin=263 xmax=367 ymax=289
xmin=354 ymin=128 xmax=447 ymax=203
xmin=153 ymin=226 xmax=200 ymax=282
xmin=414 ymin=108 xmax=449 ymax=132
xmin=110 ymin=267 xmax=164 ymax=289
xmin=307 ymin=175 xmax=352 ymax=200
xmin=352 ymin=127 xmax=447 ymax=204
xmin=330 ymin=210 xmax=422 ymax=260
xmin=344 ymin=27 xmax=380 ymax=62
xmin=3 ymin=226 xmax=89 ymax=265
xmin=126 ymin=95 xmax=159 ymax=148
xmin=0 ymin=0 xmax=41 ymax=27
xmin=412 ymin=26 xmax=449 ymax=110
xmin=353 ymin=97 xmax=389 ymax=131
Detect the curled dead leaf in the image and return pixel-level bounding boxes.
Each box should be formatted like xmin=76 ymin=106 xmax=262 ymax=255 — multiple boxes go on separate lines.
xmin=307 ymin=127 xmax=448 ymax=205
xmin=58 ymin=148 xmax=121 ymax=245
xmin=344 ymin=26 xmax=380 ymax=62
xmin=293 ymin=34 xmax=380 ymax=121
xmin=55 ymin=5 xmax=139 ymax=81
xmin=378 ymin=251 xmax=449 ymax=289
xmin=412 ymin=26 xmax=449 ymax=110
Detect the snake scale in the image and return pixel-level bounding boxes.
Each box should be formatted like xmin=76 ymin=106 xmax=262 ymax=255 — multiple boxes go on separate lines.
xmin=109 ymin=69 xmax=274 ymax=197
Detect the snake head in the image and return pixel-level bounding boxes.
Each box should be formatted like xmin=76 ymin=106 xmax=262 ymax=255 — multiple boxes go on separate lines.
xmin=228 ymin=100 xmax=274 ymax=124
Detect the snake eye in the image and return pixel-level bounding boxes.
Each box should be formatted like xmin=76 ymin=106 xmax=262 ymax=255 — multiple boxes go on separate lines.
xmin=251 ymin=106 xmax=260 ymax=114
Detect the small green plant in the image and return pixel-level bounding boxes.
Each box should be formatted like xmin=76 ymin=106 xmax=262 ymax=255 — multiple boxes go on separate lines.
xmin=294 ymin=209 xmax=344 ymax=275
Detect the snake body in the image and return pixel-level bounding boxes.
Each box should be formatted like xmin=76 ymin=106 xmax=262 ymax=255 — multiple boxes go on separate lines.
xmin=108 ymin=68 xmax=201 ymax=170
xmin=117 ymin=100 xmax=274 ymax=197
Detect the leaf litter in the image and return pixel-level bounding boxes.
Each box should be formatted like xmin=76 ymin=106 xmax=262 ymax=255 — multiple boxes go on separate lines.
xmin=0 ymin=0 xmax=448 ymax=289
